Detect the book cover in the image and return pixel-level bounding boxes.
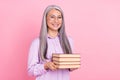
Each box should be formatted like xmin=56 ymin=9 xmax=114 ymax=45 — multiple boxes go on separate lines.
xmin=55 ymin=64 xmax=80 ymax=69
xmin=52 ymin=54 xmax=80 ymax=58
xmin=52 ymin=57 xmax=80 ymax=62
xmin=53 ymin=61 xmax=80 ymax=65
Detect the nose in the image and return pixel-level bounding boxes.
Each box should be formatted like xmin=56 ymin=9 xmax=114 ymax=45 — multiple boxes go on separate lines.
xmin=54 ymin=17 xmax=59 ymax=23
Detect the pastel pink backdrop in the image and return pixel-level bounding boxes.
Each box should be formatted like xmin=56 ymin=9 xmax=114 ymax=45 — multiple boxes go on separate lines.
xmin=0 ymin=0 xmax=120 ymax=80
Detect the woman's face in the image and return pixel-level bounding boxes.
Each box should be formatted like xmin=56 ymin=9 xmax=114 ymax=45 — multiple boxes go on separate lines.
xmin=46 ymin=9 xmax=62 ymax=32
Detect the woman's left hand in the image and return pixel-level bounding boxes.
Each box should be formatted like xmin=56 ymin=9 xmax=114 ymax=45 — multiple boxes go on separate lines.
xmin=69 ymin=68 xmax=78 ymax=71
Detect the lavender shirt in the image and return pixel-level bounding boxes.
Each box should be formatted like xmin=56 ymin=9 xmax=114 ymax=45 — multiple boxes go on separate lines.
xmin=28 ymin=35 xmax=73 ymax=80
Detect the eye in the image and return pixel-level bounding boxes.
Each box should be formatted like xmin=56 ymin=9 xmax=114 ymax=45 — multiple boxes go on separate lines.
xmin=50 ymin=15 xmax=55 ymax=18
xmin=58 ymin=16 xmax=62 ymax=19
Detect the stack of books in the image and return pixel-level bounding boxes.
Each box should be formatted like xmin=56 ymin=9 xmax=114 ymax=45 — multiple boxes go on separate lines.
xmin=52 ymin=53 xmax=80 ymax=69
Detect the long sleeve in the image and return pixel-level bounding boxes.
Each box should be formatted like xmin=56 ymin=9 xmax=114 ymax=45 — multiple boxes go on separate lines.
xmin=27 ymin=36 xmax=71 ymax=80
xmin=27 ymin=38 xmax=48 ymax=77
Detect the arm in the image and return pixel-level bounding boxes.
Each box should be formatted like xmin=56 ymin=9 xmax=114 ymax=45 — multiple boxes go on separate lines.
xmin=27 ymin=38 xmax=47 ymax=77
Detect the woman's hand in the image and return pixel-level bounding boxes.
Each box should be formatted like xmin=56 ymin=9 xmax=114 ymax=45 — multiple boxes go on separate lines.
xmin=44 ymin=61 xmax=57 ymax=71
xmin=69 ymin=68 xmax=78 ymax=71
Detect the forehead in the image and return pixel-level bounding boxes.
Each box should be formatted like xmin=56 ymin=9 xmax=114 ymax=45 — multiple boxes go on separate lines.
xmin=47 ymin=9 xmax=62 ymax=15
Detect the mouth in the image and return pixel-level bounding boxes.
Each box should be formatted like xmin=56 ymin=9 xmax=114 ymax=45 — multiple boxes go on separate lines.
xmin=52 ymin=24 xmax=60 ymax=28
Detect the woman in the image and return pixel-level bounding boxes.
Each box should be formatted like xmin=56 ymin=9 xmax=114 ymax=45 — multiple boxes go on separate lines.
xmin=28 ymin=5 xmax=75 ymax=80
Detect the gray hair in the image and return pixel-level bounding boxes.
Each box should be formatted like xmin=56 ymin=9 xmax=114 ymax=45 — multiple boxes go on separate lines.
xmin=39 ymin=5 xmax=72 ymax=62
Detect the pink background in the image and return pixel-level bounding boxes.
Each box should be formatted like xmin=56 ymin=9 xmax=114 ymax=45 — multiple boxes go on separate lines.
xmin=0 ymin=0 xmax=120 ymax=80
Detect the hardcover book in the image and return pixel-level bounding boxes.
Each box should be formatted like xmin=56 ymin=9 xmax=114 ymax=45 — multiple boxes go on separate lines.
xmin=52 ymin=57 xmax=80 ymax=62
xmin=53 ymin=61 xmax=80 ymax=65
xmin=52 ymin=54 xmax=80 ymax=58
xmin=55 ymin=64 xmax=80 ymax=69
xmin=52 ymin=54 xmax=81 ymax=69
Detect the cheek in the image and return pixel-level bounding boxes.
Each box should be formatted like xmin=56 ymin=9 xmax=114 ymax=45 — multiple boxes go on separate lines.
xmin=59 ymin=20 xmax=62 ymax=25
xmin=47 ymin=20 xmax=52 ymax=26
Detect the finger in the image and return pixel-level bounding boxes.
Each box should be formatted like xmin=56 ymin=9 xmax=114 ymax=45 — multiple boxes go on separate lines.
xmin=51 ymin=64 xmax=57 ymax=71
xmin=51 ymin=65 xmax=57 ymax=70
xmin=50 ymin=66 xmax=56 ymax=71
xmin=47 ymin=62 xmax=57 ymax=71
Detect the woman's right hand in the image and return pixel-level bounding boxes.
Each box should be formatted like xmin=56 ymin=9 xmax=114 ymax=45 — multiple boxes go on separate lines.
xmin=44 ymin=62 xmax=57 ymax=71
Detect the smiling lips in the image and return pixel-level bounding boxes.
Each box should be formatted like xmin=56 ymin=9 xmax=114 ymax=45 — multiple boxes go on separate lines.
xmin=52 ymin=24 xmax=60 ymax=28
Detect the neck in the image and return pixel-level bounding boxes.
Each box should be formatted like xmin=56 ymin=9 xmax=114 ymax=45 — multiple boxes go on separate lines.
xmin=48 ymin=30 xmax=58 ymax=38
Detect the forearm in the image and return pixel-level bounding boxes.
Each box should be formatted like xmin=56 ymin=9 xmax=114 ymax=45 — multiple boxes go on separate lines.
xmin=28 ymin=63 xmax=48 ymax=76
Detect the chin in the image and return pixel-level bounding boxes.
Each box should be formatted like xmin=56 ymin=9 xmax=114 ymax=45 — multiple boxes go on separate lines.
xmin=52 ymin=29 xmax=59 ymax=31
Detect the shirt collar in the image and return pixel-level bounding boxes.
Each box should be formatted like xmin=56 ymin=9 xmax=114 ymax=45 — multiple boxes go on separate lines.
xmin=47 ymin=33 xmax=60 ymax=39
